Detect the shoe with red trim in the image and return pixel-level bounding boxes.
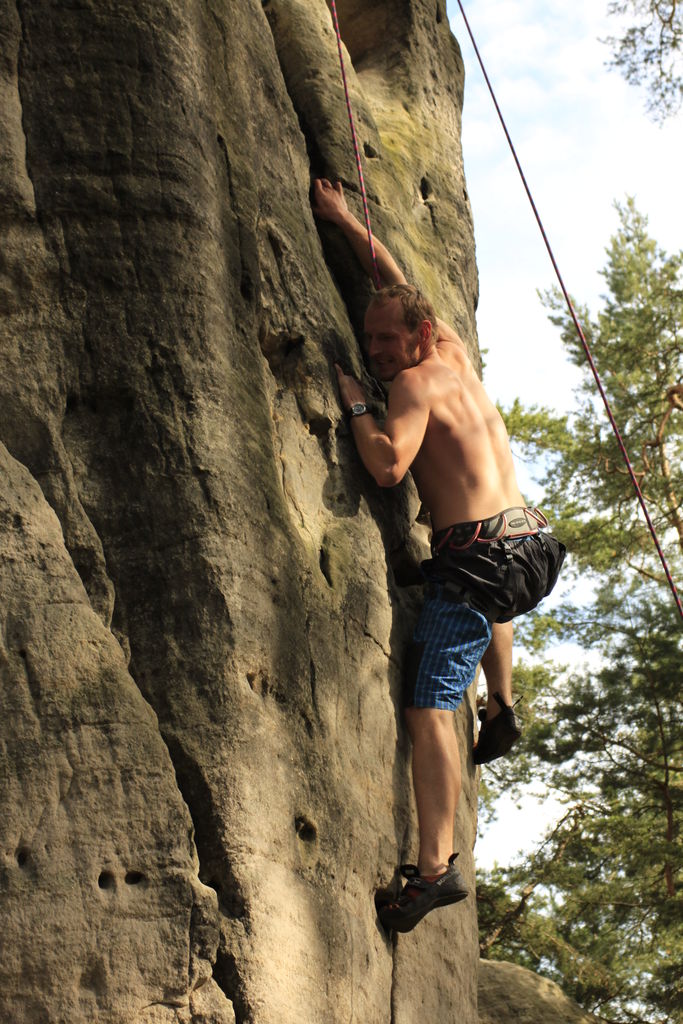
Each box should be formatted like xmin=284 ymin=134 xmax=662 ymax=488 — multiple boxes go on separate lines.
xmin=376 ymin=853 xmax=469 ymax=933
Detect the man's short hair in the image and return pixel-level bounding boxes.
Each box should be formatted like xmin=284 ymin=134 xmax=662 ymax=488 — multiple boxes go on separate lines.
xmin=368 ymin=283 xmax=438 ymax=340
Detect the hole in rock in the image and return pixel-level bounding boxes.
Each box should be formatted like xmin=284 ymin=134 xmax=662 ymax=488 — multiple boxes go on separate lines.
xmin=364 ymin=142 xmax=378 ymax=158
xmin=19 ymin=649 xmax=27 ymax=660
xmin=246 ymin=669 xmax=269 ymax=697
xmin=16 ymin=847 xmax=30 ymax=868
xmin=98 ymin=871 xmax=116 ymax=890
xmin=309 ymin=417 xmax=331 ymax=438
xmin=125 ymin=871 xmax=146 ymax=885
xmin=295 ymin=816 xmax=317 ymax=843
xmin=420 ymin=177 xmax=434 ymax=201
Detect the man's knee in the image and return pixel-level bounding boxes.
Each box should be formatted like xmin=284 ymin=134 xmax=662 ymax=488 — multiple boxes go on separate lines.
xmin=405 ymin=705 xmax=454 ymax=741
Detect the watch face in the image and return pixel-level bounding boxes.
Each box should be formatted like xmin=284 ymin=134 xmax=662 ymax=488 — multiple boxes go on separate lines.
xmin=350 ymin=403 xmax=368 ymax=417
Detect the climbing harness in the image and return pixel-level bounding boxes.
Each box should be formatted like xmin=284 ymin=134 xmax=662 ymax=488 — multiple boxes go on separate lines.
xmin=432 ymin=507 xmax=549 ymax=553
xmin=329 ymin=0 xmax=382 ymax=290
xmin=328 ymin=0 xmax=682 ymax=619
xmin=452 ymin=0 xmax=682 ymax=620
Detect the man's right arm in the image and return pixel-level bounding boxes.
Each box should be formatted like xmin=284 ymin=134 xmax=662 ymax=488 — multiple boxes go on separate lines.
xmin=312 ymin=178 xmax=468 ymax=354
xmin=312 ymin=179 xmax=406 ymax=287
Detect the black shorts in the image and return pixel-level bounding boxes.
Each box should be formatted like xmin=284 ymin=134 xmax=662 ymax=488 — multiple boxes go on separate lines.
xmin=422 ymin=531 xmax=566 ymax=623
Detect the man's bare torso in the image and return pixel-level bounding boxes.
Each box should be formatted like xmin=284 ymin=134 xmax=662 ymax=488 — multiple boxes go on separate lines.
xmin=402 ymin=339 xmax=526 ymax=532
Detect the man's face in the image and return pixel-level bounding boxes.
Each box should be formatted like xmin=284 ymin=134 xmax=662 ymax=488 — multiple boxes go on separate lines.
xmin=363 ymin=298 xmax=423 ymax=381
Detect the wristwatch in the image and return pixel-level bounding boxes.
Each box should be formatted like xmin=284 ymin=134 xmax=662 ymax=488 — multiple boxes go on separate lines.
xmin=348 ymin=402 xmax=370 ymax=419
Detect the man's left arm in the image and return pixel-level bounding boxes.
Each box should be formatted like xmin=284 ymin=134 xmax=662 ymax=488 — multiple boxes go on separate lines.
xmin=335 ymin=365 xmax=429 ymax=488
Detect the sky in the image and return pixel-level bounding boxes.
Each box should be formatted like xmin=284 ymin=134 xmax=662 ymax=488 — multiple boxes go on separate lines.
xmin=445 ymin=0 xmax=682 ymax=869
xmin=450 ymin=0 xmax=681 ymax=418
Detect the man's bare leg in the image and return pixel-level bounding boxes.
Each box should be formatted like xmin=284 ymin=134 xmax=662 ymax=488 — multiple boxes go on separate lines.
xmin=404 ymin=707 xmax=460 ymax=875
xmin=473 ymin=620 xmax=522 ymax=764
xmin=480 ymin=620 xmax=514 ymax=719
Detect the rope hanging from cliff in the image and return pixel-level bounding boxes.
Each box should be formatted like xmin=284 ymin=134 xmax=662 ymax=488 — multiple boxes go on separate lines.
xmin=453 ymin=0 xmax=682 ymax=620
xmin=329 ymin=0 xmax=382 ymax=290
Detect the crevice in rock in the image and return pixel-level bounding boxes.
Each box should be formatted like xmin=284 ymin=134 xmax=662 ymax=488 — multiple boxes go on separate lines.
xmin=308 ymin=654 xmax=319 ymax=715
xmin=295 ymin=106 xmax=329 ymax=183
xmin=261 ymin=0 xmax=378 ymax=338
xmin=319 ymin=545 xmax=333 ymax=587
xmin=217 ymin=132 xmax=259 ymax=307
xmin=163 ymin=735 xmax=247 ymax=921
xmin=158 ymin=734 xmax=251 ymax=1018
xmin=260 ymin=4 xmax=329 ymax=180
xmin=14 ymin=0 xmax=36 ymax=210
xmin=331 ymin=0 xmax=409 ymax=75
xmin=213 ymin=946 xmax=251 ymax=1024
xmin=11 ymin=2 xmax=120 ymax=633
xmin=389 ymin=930 xmax=399 ymax=1024
xmin=139 ymin=998 xmax=187 ymax=1012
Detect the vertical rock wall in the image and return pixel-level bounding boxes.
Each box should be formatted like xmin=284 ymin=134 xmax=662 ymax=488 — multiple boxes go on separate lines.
xmin=0 ymin=1 xmax=481 ymax=1021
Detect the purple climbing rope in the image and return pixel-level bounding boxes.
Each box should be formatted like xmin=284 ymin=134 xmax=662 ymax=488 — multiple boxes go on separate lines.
xmin=454 ymin=0 xmax=682 ymax=620
xmin=329 ymin=0 xmax=382 ymax=290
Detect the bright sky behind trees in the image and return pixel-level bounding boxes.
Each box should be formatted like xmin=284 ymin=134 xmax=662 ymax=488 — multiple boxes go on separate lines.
xmin=447 ymin=0 xmax=682 ymax=868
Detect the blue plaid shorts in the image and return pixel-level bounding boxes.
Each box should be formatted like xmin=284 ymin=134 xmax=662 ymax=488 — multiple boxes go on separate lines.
xmin=404 ymin=583 xmax=492 ymax=711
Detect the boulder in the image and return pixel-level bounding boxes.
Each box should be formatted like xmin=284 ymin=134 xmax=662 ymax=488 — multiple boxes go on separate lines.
xmin=479 ymin=960 xmax=601 ymax=1024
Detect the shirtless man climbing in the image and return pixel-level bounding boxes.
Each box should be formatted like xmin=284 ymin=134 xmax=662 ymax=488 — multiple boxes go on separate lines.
xmin=312 ymin=178 xmax=565 ymax=933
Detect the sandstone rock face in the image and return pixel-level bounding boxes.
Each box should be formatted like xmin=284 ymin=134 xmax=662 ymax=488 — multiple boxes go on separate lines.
xmin=479 ymin=961 xmax=601 ymax=1024
xmin=0 ymin=1 xmax=481 ymax=1021
xmin=0 ymin=445 xmax=233 ymax=1023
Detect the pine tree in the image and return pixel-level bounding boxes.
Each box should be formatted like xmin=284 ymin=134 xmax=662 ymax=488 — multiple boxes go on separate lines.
xmin=477 ymin=201 xmax=682 ymax=1024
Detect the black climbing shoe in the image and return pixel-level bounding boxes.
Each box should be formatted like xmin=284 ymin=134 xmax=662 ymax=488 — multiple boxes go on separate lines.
xmin=472 ymin=691 xmax=523 ymax=765
xmin=376 ymin=853 xmax=469 ymax=933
